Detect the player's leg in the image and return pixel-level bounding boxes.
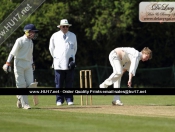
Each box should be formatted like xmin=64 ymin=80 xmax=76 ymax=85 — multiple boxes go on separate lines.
xmin=55 ymin=70 xmax=65 ymax=105
xmin=25 ymin=64 xmax=34 ymax=87
xmin=23 ymin=64 xmax=36 ymax=108
xmin=65 ymin=69 xmax=74 ymax=105
xmin=25 ymin=65 xmax=39 ymax=106
xmin=112 ymin=77 xmax=123 ymax=106
xmin=100 ymin=50 xmax=122 ymax=88
xmin=14 ymin=60 xmax=30 ymax=109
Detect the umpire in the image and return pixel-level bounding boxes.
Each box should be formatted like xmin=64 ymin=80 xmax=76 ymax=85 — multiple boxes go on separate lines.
xmin=49 ymin=19 xmax=77 ymax=106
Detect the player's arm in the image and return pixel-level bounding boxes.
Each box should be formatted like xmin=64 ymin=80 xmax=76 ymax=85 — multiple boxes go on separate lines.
xmin=2 ymin=54 xmax=14 ymax=73
xmin=123 ymin=66 xmax=133 ymax=87
xmin=32 ymin=57 xmax=35 ymax=71
xmin=128 ymin=57 xmax=140 ymax=87
xmin=8 ymin=39 xmax=21 ymax=63
xmin=74 ymin=35 xmax=77 ymax=55
xmin=3 ymin=39 xmax=21 ymax=73
xmin=6 ymin=54 xmax=14 ymax=65
xmin=49 ymin=35 xmax=55 ymax=57
xmin=128 ymin=73 xmax=133 ymax=87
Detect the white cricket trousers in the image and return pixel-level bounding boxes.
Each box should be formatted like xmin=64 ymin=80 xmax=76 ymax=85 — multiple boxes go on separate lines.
xmin=102 ymin=50 xmax=123 ymax=101
xmin=14 ymin=59 xmax=33 ymax=106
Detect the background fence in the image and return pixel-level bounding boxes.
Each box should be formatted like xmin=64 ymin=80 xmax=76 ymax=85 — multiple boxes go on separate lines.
xmin=1 ymin=65 xmax=175 ymax=88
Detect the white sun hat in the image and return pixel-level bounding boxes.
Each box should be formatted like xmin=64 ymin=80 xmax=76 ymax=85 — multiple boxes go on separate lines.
xmin=57 ymin=19 xmax=72 ymax=28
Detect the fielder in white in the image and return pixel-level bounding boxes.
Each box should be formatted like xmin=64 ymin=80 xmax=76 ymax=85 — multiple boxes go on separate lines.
xmin=2 ymin=24 xmax=38 ymax=109
xmin=99 ymin=47 xmax=152 ymax=105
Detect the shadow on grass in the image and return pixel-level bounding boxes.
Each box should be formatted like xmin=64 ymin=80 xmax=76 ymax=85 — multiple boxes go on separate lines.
xmin=146 ymin=104 xmax=175 ymax=106
xmin=32 ymin=106 xmax=102 ymax=109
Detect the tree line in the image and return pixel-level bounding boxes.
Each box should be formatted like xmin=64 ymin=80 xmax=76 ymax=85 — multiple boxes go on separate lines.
xmin=1 ymin=0 xmax=175 ymax=71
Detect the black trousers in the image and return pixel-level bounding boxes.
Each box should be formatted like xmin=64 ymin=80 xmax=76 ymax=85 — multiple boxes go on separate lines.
xmin=54 ymin=69 xmax=74 ymax=103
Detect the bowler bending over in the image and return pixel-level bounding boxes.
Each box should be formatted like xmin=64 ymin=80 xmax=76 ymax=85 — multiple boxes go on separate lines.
xmin=99 ymin=47 xmax=152 ymax=106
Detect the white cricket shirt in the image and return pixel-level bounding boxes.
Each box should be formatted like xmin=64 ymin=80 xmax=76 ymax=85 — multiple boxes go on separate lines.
xmin=118 ymin=47 xmax=142 ymax=76
xmin=49 ymin=30 xmax=77 ymax=70
xmin=9 ymin=35 xmax=33 ymax=63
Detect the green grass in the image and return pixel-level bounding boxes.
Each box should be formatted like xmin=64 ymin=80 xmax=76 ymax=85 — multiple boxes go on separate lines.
xmin=0 ymin=95 xmax=175 ymax=132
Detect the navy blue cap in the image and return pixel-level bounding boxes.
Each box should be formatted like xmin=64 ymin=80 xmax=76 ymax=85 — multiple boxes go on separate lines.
xmin=24 ymin=24 xmax=38 ymax=31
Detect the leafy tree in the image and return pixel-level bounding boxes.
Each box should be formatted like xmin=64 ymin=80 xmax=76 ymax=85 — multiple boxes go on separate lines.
xmin=1 ymin=0 xmax=175 ymax=70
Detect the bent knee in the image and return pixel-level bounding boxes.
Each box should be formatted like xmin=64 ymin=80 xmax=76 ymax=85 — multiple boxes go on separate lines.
xmin=113 ymin=73 xmax=122 ymax=78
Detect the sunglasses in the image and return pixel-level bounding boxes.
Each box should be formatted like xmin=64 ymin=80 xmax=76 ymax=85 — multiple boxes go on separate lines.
xmin=62 ymin=26 xmax=69 ymax=28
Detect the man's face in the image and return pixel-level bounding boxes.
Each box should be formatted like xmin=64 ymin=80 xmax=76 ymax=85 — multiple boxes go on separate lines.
xmin=28 ymin=30 xmax=35 ymax=39
xmin=60 ymin=25 xmax=69 ymax=34
xmin=141 ymin=53 xmax=150 ymax=61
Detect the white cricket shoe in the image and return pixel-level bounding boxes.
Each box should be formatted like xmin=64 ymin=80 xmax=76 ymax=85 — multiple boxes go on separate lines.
xmin=99 ymin=83 xmax=108 ymax=88
xmin=16 ymin=99 xmax=22 ymax=108
xmin=23 ymin=104 xmax=31 ymax=109
xmin=112 ymin=100 xmax=123 ymax=106
xmin=56 ymin=102 xmax=62 ymax=106
xmin=28 ymin=82 xmax=38 ymax=88
xmin=68 ymin=102 xmax=74 ymax=106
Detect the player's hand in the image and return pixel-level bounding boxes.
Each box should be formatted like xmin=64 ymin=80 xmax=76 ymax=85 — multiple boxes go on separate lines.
xmin=128 ymin=80 xmax=132 ymax=88
xmin=2 ymin=62 xmax=11 ymax=73
xmin=32 ymin=63 xmax=35 ymax=71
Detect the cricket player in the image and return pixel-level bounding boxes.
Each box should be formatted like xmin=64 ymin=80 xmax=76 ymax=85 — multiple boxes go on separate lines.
xmin=99 ymin=47 xmax=152 ymax=105
xmin=49 ymin=19 xmax=77 ymax=106
xmin=2 ymin=24 xmax=38 ymax=109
